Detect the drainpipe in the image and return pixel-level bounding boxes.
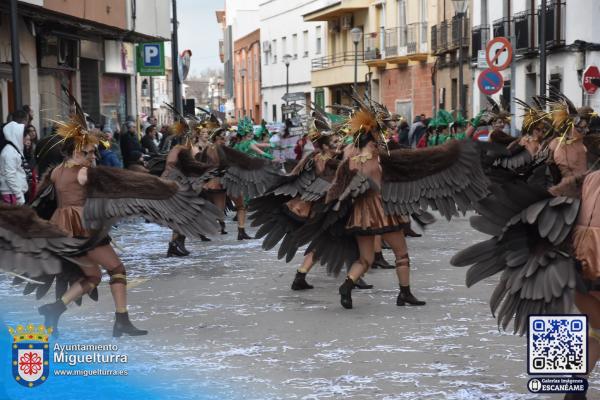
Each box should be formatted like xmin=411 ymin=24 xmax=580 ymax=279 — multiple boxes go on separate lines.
xmin=9 ymin=0 xmax=22 ymax=109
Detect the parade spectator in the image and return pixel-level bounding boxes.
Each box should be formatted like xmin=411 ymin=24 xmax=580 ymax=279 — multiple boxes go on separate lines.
xmin=126 ymin=150 xmax=149 ymax=173
xmin=120 ymin=121 xmax=143 ymax=167
xmin=141 ymin=125 xmax=160 ymax=155
xmin=22 ymin=104 xmax=34 ymax=124
xmin=397 ymin=120 xmax=410 ymax=146
xmin=408 ymin=115 xmax=427 ymax=148
xmin=22 ymin=133 xmax=36 ymax=201
xmin=98 ymin=127 xmax=123 ymax=168
xmin=0 ymin=110 xmax=28 ymax=205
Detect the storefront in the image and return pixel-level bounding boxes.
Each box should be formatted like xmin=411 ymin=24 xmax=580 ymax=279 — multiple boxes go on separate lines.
xmin=102 ymin=40 xmax=135 ymax=131
xmin=37 ymin=33 xmax=78 ymax=136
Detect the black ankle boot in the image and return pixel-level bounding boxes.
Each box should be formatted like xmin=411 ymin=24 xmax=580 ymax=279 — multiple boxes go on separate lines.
xmin=237 ymin=227 xmax=253 ymax=240
xmin=372 ymin=252 xmax=394 ymax=269
xmin=354 ymin=277 xmax=374 ymax=289
xmin=219 ymin=220 xmax=227 ymax=235
xmin=38 ymin=299 xmax=67 ymax=334
xmin=339 ymin=277 xmax=354 ymax=309
xmin=177 ymin=236 xmax=191 ymax=254
xmin=397 ymin=285 xmax=426 ymax=306
xmin=199 ymin=234 xmax=212 ymax=242
xmin=291 ymin=271 xmax=314 ymax=290
xmin=113 ymin=312 xmax=148 ymax=337
xmin=167 ymin=241 xmax=186 ymax=257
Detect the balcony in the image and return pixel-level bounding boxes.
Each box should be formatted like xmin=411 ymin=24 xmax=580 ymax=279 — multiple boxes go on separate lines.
xmin=492 ymin=17 xmax=511 ymax=38
xmin=384 ymin=26 xmax=408 ymax=61
xmin=450 ymin=16 xmax=470 ymax=49
xmin=439 ymin=20 xmax=449 ymax=53
xmin=431 ymin=25 xmax=438 ymax=54
xmin=218 ymin=39 xmax=224 ymax=63
xmin=407 ymin=22 xmax=428 ymax=61
xmin=363 ymin=31 xmax=386 ymax=67
xmin=471 ymin=25 xmax=490 ymax=62
xmin=310 ymin=51 xmax=369 ymax=88
xmin=537 ymin=0 xmax=565 ymax=49
xmin=311 ymin=51 xmax=365 ymax=70
xmin=513 ymin=10 xmax=536 ymax=53
xmin=303 ymin=0 xmax=370 ymax=22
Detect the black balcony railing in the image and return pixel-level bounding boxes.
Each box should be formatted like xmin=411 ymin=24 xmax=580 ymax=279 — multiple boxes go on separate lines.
xmin=492 ymin=16 xmax=511 ymax=38
xmin=450 ymin=15 xmax=470 ymax=49
xmin=364 ymin=31 xmax=381 ymax=60
xmin=439 ymin=20 xmax=449 ymax=52
xmin=471 ymin=25 xmax=490 ymax=62
xmin=538 ymin=0 xmax=565 ymax=48
xmin=311 ymin=51 xmax=365 ymax=70
xmin=431 ymin=25 xmax=438 ymax=54
xmin=513 ymin=10 xmax=536 ymax=52
xmin=406 ymin=22 xmax=428 ymax=54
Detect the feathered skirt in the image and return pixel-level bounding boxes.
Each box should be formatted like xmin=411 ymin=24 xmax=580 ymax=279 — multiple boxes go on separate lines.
xmin=50 ymin=206 xmax=89 ymax=238
xmin=346 ymin=191 xmax=409 ymax=236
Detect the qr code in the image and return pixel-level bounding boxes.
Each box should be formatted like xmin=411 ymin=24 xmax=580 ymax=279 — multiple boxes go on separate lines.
xmin=528 ymin=315 xmax=587 ymax=374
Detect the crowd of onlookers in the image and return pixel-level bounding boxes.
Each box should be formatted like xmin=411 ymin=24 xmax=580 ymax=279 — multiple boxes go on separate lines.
xmin=0 ymin=109 xmax=178 ymax=206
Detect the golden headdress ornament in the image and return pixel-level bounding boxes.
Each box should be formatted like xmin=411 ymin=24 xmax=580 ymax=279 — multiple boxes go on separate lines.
xmin=54 ymin=85 xmax=99 ymax=151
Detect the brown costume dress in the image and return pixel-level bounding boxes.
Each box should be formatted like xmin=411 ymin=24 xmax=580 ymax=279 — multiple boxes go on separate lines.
xmin=549 ymin=137 xmax=588 ymax=182
xmin=345 ymin=148 xmax=409 ymax=235
xmin=572 ymin=171 xmax=600 ymax=281
xmin=50 ymin=163 xmax=88 ymax=238
xmin=284 ymin=152 xmax=337 ymax=221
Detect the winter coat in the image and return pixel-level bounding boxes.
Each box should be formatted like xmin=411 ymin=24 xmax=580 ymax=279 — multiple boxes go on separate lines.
xmin=0 ymin=122 xmax=28 ymax=204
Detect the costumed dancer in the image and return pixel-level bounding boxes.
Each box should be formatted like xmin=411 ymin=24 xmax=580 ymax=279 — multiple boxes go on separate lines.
xmin=451 ymin=97 xmax=598 ymax=400
xmin=29 ymin=88 xmax=221 ymax=336
xmin=232 ymin=117 xmax=274 ymax=240
xmin=289 ymin=101 xmax=488 ymax=310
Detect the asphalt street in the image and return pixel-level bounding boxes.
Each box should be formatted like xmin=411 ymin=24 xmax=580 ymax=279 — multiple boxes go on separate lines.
xmin=0 ymin=214 xmax=593 ymax=399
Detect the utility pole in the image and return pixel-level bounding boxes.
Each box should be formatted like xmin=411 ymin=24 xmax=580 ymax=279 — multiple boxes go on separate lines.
xmin=9 ymin=0 xmax=22 ymax=110
xmin=171 ymin=0 xmax=183 ymax=113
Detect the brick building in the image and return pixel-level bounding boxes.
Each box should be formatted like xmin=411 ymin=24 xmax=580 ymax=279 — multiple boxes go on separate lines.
xmin=234 ymin=29 xmax=261 ymax=122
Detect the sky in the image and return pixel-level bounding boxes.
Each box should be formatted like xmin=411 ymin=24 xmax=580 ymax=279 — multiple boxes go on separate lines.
xmin=175 ymin=0 xmax=224 ymax=77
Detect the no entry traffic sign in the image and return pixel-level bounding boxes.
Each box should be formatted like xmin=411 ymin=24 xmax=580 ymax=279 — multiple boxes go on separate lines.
xmin=582 ymin=65 xmax=600 ymax=94
xmin=478 ymin=68 xmax=504 ymax=95
xmin=486 ymin=37 xmax=513 ymax=71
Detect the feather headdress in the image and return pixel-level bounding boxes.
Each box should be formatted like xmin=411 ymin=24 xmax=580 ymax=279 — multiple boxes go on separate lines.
xmin=515 ymin=97 xmax=552 ymax=137
xmin=538 ymin=87 xmax=594 ymax=138
xmin=482 ymin=96 xmax=511 ymax=125
xmin=55 ymin=85 xmax=99 ymax=151
xmin=164 ymin=102 xmax=197 ymax=147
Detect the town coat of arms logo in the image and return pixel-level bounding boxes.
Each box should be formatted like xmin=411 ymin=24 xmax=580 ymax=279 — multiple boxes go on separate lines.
xmin=9 ymin=324 xmax=51 ymax=388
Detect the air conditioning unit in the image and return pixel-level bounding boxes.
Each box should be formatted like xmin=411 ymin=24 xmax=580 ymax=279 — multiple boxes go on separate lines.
xmin=341 ymin=14 xmax=353 ymax=30
xmin=262 ymin=41 xmax=271 ymax=52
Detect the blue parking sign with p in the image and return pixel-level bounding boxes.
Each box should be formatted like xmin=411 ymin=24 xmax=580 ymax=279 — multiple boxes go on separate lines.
xmin=144 ymin=44 xmax=161 ymax=66
xmin=137 ymin=42 xmax=165 ymax=76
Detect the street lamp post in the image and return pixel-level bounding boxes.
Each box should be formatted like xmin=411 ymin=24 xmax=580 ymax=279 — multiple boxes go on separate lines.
xmin=351 ymin=27 xmax=362 ymax=102
xmin=240 ymin=68 xmax=247 ymax=118
xmin=283 ymin=54 xmax=292 ymax=110
xmin=452 ymin=0 xmax=468 ymax=117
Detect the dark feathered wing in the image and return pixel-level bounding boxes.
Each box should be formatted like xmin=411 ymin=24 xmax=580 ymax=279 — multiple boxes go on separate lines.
xmin=161 ymin=149 xmax=221 ymax=193
xmin=450 ymin=182 xmax=584 ymax=335
xmin=83 ymin=166 xmax=221 ymax=237
xmin=218 ymin=145 xmax=284 ymax=199
xmin=380 ymin=140 xmax=489 ymax=220
xmin=249 ymin=153 xmax=333 ymax=262
xmin=0 ymin=205 xmax=93 ymax=279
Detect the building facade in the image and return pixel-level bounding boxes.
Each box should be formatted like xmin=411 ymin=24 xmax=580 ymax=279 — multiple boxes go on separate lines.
xmin=234 ymin=29 xmax=262 ymax=122
xmin=0 ymin=0 xmax=170 ymax=135
xmin=369 ymin=0 xmax=436 ymax=121
xmin=429 ymin=0 xmax=472 ymax=118
xmin=260 ymin=0 xmax=326 ymax=123
xmin=471 ymin=0 xmax=600 ymax=128
xmin=303 ymin=0 xmax=372 ymax=110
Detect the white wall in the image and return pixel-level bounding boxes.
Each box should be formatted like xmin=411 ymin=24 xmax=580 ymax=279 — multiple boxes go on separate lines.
xmin=131 ymin=0 xmax=171 ymax=40
xmin=259 ymin=0 xmax=325 ymax=122
xmin=226 ymin=0 xmax=260 ymax=42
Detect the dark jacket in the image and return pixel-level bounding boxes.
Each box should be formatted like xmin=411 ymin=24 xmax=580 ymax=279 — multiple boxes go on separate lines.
xmin=120 ymin=132 xmax=143 ymax=167
xmin=141 ymin=135 xmax=159 ymax=155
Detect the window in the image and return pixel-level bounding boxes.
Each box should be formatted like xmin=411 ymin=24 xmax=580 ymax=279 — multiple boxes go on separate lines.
xmin=254 ymin=52 xmax=258 ymax=81
xmin=272 ymin=104 xmax=277 ymax=122
xmin=264 ymin=102 xmax=268 ymax=120
xmin=282 ymin=36 xmax=287 ymax=56
xmin=303 ymin=30 xmax=309 ymax=57
xmin=292 ymin=34 xmax=298 ymax=59
xmin=451 ymin=79 xmax=458 ymax=111
xmin=272 ymin=39 xmax=277 ymax=63
xmin=316 ymin=26 xmax=322 ymax=54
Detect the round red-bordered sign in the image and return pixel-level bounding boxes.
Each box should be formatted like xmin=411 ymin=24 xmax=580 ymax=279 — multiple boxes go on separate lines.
xmin=478 ymin=68 xmax=504 ymax=95
xmin=486 ymin=37 xmax=513 ymax=71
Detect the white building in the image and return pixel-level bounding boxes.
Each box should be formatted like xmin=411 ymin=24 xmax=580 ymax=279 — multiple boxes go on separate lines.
xmin=471 ymin=0 xmax=600 ymax=129
xmin=259 ymin=0 xmax=326 ymax=123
